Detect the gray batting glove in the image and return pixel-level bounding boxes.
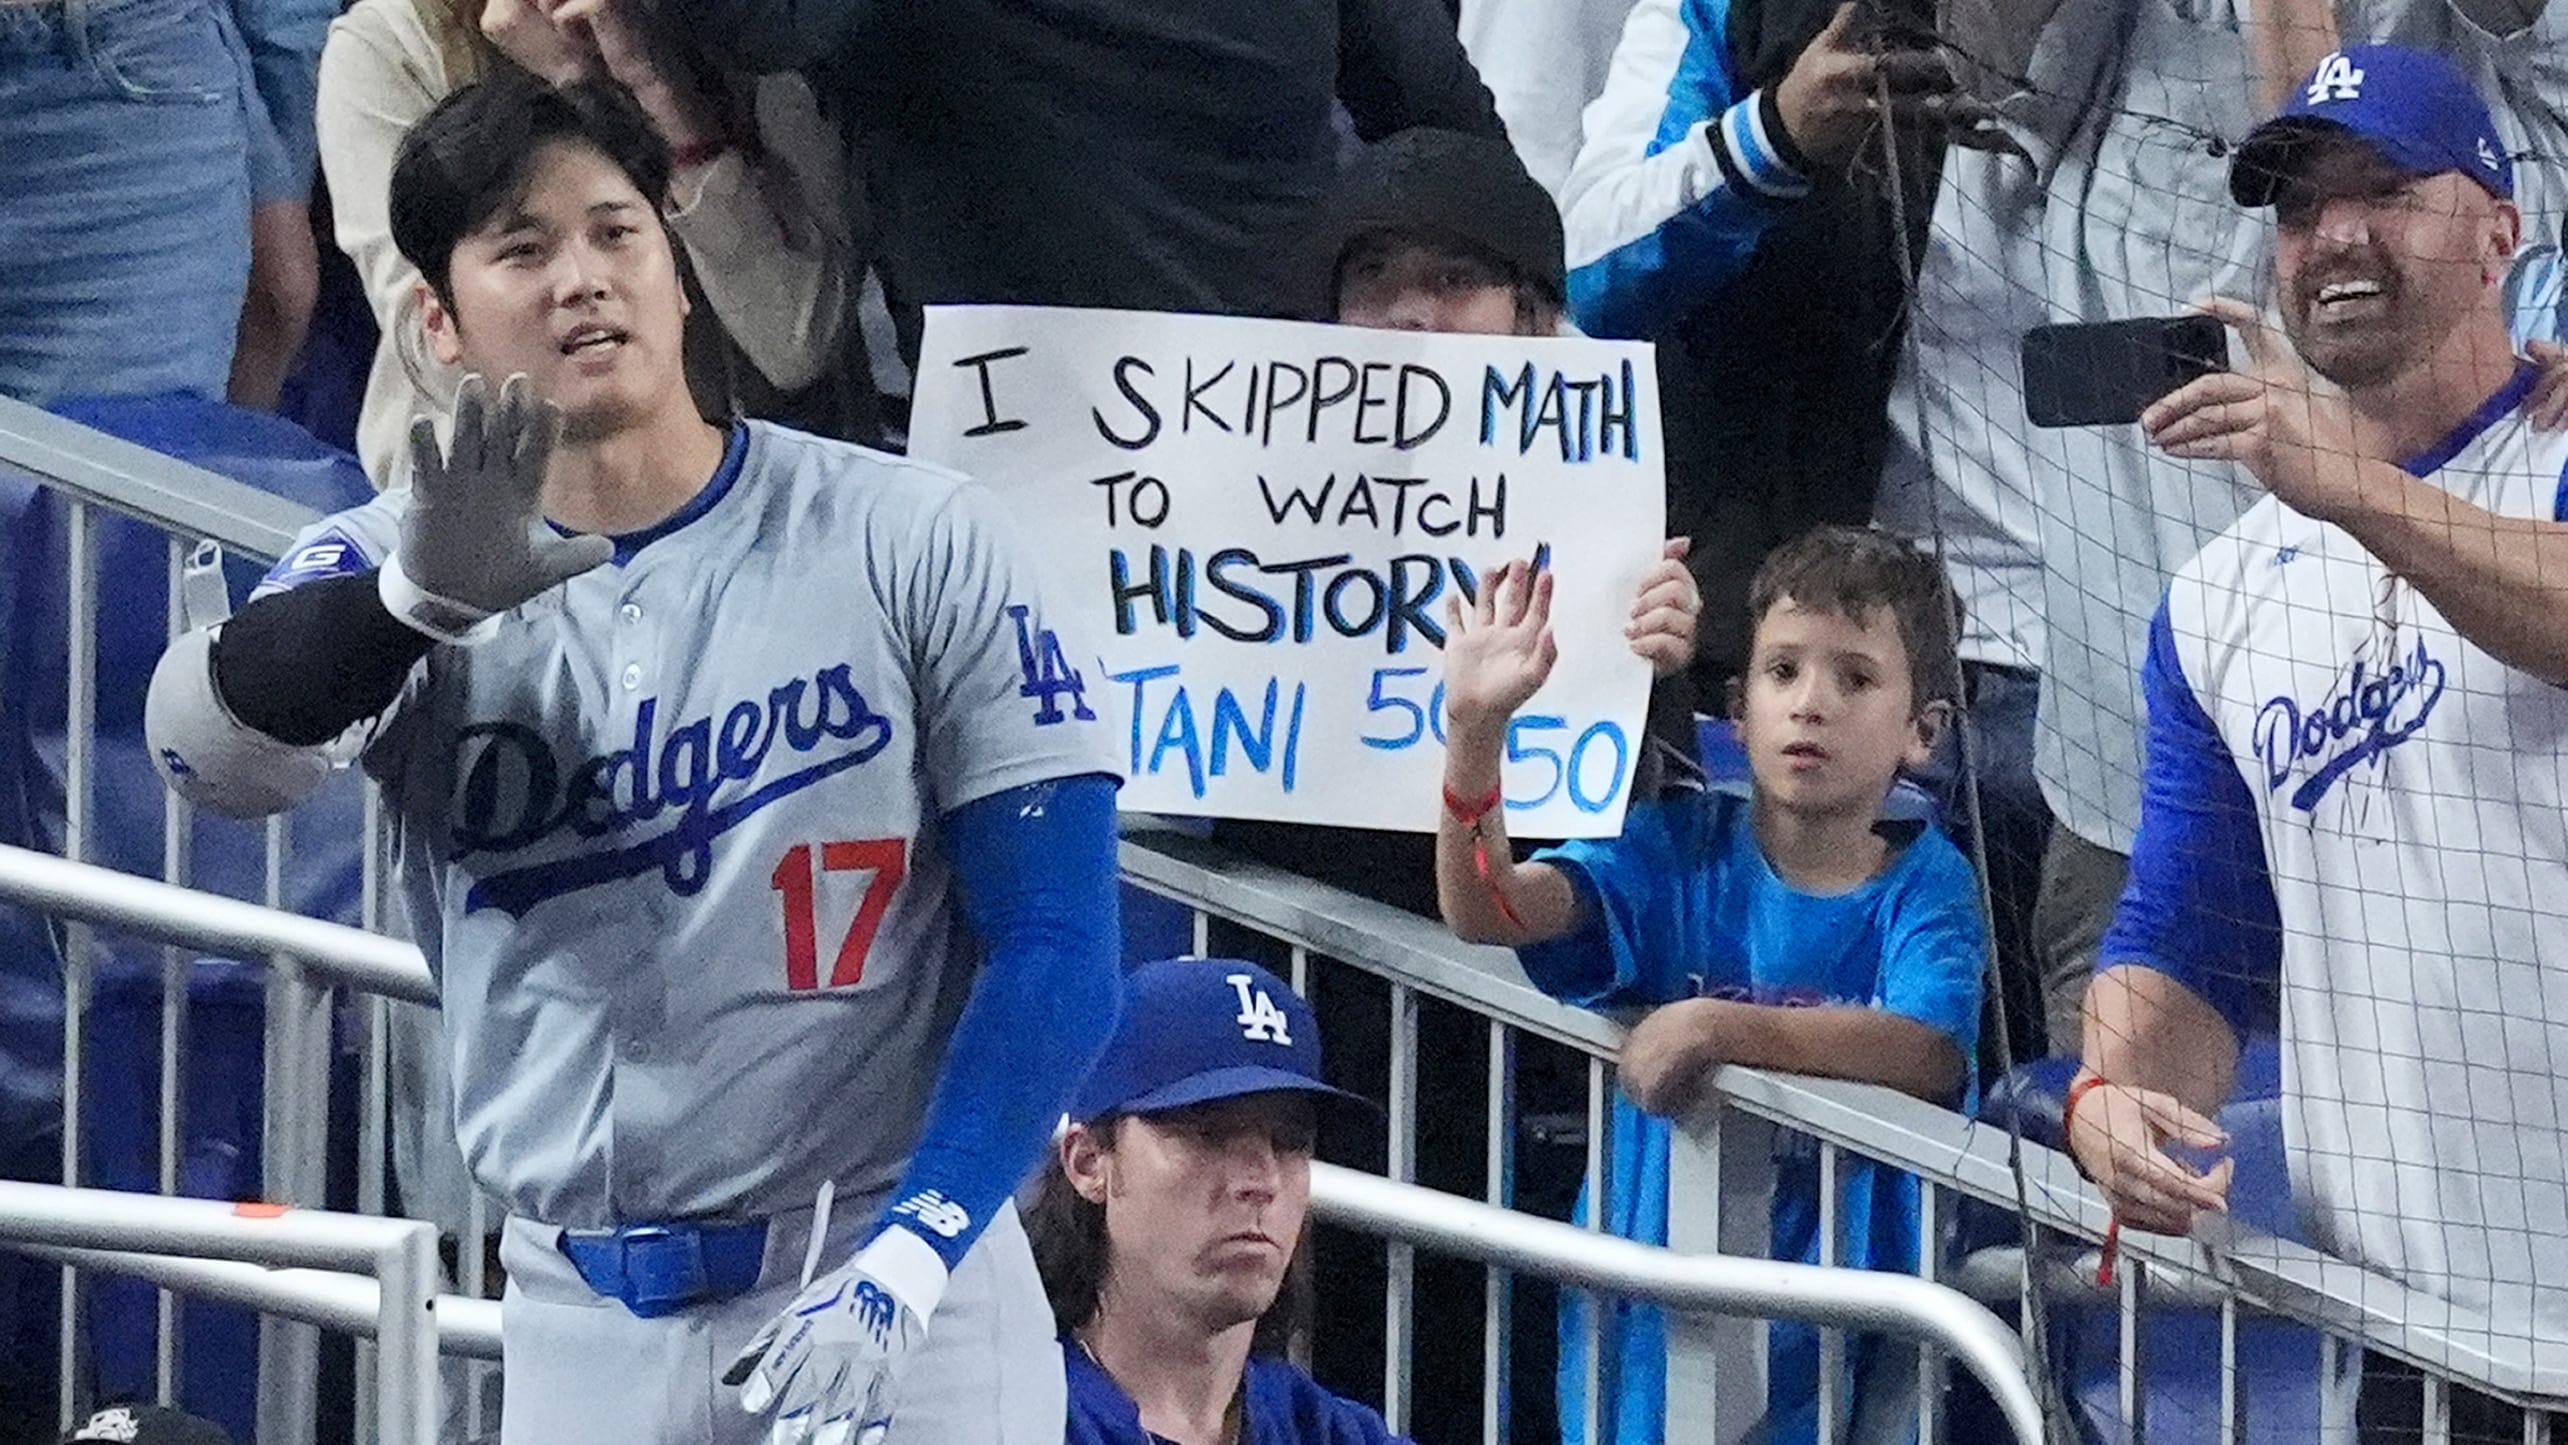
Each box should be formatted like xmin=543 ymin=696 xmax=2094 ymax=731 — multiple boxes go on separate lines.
xmin=379 ymin=373 xmax=613 ymax=644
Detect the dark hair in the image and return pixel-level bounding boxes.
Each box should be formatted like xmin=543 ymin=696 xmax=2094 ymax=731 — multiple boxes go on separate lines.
xmin=388 ymin=68 xmax=672 ymax=305
xmin=1744 ymin=525 xmax=1964 ymax=710
xmin=1311 ymin=127 xmax=1566 ymax=319
xmin=1024 ymin=1119 xmax=1310 ymax=1356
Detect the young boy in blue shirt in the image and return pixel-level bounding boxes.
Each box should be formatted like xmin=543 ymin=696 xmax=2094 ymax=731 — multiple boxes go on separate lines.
xmin=1436 ymin=525 xmax=1989 ymax=1445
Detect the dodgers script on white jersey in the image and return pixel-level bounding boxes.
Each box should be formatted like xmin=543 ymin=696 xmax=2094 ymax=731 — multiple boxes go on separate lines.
xmin=255 ymin=424 xmax=1118 ymax=1227
xmin=2160 ymin=392 xmax=2568 ymax=1334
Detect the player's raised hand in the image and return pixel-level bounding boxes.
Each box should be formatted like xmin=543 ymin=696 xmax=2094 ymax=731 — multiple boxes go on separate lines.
xmin=728 ymin=1228 xmax=944 ymax=1445
xmin=2142 ymin=297 xmax=2368 ymax=523
xmin=2065 ymin=1077 xmax=2235 ymax=1236
xmin=1442 ymin=558 xmax=1557 ymax=739
xmin=1627 ymin=537 xmax=1700 ymax=677
xmin=383 ymin=373 xmax=613 ymax=644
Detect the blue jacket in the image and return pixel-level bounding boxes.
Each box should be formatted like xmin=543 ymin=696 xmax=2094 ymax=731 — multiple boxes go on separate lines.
xmin=1559 ymin=0 xmax=1808 ymax=344
xmin=1063 ymin=1340 xmax=1410 ymax=1445
xmin=1554 ymin=0 xmax=1943 ymax=680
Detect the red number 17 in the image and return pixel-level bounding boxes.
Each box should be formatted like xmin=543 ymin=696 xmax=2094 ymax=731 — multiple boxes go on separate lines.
xmin=770 ymin=839 xmax=908 ymax=991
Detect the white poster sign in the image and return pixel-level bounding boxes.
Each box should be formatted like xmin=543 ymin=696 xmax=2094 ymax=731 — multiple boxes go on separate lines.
xmin=910 ymin=306 xmax=1665 ymax=836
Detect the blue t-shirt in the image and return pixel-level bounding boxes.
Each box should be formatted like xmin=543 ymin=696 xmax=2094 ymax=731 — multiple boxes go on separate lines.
xmin=1063 ymin=1339 xmax=1411 ymax=1445
xmin=1521 ymin=788 xmax=1987 ymax=1445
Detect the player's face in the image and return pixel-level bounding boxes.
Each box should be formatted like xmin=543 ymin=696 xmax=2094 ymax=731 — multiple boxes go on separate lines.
xmin=1735 ymin=599 xmax=1937 ymax=822
xmin=2273 ymin=138 xmax=2518 ymax=390
xmin=1096 ymin=1095 xmax=1315 ymax=1334
xmin=421 ymin=139 xmax=691 ymax=443
xmin=1336 ymin=235 xmax=1540 ymax=336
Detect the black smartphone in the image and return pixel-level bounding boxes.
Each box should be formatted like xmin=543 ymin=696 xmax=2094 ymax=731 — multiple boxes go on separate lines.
xmin=2020 ymin=315 xmax=2229 ymax=428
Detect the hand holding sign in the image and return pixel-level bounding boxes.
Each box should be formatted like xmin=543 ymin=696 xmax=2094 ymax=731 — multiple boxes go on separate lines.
xmin=1625 ymin=538 xmax=1699 ymax=676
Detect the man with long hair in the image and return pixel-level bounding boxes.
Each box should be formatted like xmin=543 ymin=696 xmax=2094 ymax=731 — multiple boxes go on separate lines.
xmin=1029 ymin=959 xmax=1397 ymax=1445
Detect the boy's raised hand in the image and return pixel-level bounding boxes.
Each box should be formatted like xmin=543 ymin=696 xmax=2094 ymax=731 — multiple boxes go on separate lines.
xmin=1443 ymin=559 xmax=1557 ymax=737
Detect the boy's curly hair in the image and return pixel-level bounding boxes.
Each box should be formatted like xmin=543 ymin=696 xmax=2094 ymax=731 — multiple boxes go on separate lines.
xmin=1744 ymin=525 xmax=1964 ymax=711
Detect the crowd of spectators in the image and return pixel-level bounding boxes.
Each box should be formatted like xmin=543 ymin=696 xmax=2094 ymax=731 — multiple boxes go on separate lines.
xmin=7 ymin=0 xmax=2568 ymax=1440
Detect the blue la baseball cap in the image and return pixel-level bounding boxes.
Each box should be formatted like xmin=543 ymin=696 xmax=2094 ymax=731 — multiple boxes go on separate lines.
xmin=1070 ymin=958 xmax=1377 ymax=1124
xmin=2230 ymin=44 xmax=2511 ymax=206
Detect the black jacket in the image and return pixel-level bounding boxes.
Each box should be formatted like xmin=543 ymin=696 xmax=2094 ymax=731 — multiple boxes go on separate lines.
xmin=1668 ymin=0 xmax=1948 ymax=686
xmin=670 ymin=0 xmax=1516 ymax=332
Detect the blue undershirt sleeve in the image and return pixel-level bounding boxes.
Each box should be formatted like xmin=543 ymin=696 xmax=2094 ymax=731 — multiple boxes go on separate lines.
xmin=874 ymin=772 xmax=1122 ymax=1271
xmin=2097 ymin=603 xmax=2280 ymax=1040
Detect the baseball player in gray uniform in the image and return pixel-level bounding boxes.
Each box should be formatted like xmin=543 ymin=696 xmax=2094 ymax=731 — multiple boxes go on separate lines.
xmin=143 ymin=70 xmax=1121 ymax=1445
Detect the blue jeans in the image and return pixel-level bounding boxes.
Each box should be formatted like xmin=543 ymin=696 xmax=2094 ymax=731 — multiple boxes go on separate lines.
xmin=0 ymin=0 xmax=251 ymax=403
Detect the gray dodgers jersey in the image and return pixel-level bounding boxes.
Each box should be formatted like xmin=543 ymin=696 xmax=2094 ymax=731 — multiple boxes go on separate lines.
xmin=257 ymin=423 xmax=1119 ymax=1227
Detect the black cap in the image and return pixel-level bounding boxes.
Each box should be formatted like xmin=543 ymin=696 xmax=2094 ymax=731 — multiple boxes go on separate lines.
xmin=61 ymin=1404 xmax=233 ymax=1445
xmin=1305 ymin=128 xmax=1566 ymax=319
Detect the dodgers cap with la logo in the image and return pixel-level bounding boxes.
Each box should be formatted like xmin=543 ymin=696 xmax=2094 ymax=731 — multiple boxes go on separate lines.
xmin=1070 ymin=957 xmax=1377 ymax=1124
xmin=2231 ymin=44 xmax=2512 ymax=206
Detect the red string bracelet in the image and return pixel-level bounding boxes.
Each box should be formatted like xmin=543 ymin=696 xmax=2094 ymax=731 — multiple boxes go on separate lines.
xmin=2063 ymin=1071 xmax=2123 ymax=1287
xmin=1442 ymin=783 xmax=1525 ymax=930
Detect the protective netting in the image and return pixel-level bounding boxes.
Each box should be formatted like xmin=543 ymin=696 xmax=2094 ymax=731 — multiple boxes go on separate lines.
xmin=1884 ymin=9 xmax=2568 ymax=1439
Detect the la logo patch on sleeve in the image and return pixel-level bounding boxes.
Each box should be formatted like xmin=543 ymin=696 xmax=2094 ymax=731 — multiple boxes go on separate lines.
xmin=1008 ymin=605 xmax=1095 ymax=726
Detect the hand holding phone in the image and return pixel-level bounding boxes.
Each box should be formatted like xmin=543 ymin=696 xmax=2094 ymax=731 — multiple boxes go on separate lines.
xmin=2021 ymin=315 xmax=2231 ymax=428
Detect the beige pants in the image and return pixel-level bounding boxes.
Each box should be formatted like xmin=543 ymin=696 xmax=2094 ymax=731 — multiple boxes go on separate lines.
xmin=496 ymin=1201 xmax=1064 ymax=1445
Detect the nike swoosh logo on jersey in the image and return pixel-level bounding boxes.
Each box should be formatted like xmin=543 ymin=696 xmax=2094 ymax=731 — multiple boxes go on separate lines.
xmin=451 ymin=662 xmax=898 ymax=916
xmin=2251 ymin=634 xmax=2446 ymax=811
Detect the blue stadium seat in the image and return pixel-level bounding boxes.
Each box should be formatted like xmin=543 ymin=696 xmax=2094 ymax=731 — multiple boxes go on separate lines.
xmin=1694 ymin=715 xmax=1940 ymax=823
xmin=81 ymin=960 xmax=270 ymax=1423
xmin=1963 ymin=1039 xmax=2316 ymax=1443
xmin=0 ymin=394 xmax=375 ymax=1439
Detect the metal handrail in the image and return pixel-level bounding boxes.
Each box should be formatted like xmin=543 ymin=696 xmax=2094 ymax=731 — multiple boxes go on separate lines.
xmin=0 ymin=841 xmax=2050 ymax=1436
xmin=4 ymin=1242 xmax=502 ymax=1361
xmin=3 ymin=1179 xmax=2041 ymax=1439
xmin=0 ymin=393 xmax=316 ymax=561
xmin=0 ymin=842 xmax=436 ymax=1005
xmin=1119 ymin=827 xmax=1624 ymax=1055
xmin=1313 ymin=1161 xmax=2045 ymax=1443
xmin=0 ymin=1183 xmax=440 ymax=1443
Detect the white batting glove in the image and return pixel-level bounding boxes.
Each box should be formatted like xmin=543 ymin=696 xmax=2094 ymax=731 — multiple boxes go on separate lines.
xmin=727 ymin=1226 xmax=949 ymax=1445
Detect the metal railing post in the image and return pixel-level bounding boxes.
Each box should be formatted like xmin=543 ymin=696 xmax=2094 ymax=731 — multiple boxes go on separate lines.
xmin=1482 ymin=1019 xmax=1515 ymax=1444
xmin=374 ymin=1220 xmax=441 ymax=1445
xmin=0 ymin=1184 xmax=446 ymax=1445
xmin=59 ymin=497 xmax=98 ymax=1429
xmin=1667 ymin=1096 xmax=1775 ymax=1443
xmin=1383 ymin=982 xmax=1417 ymax=1432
